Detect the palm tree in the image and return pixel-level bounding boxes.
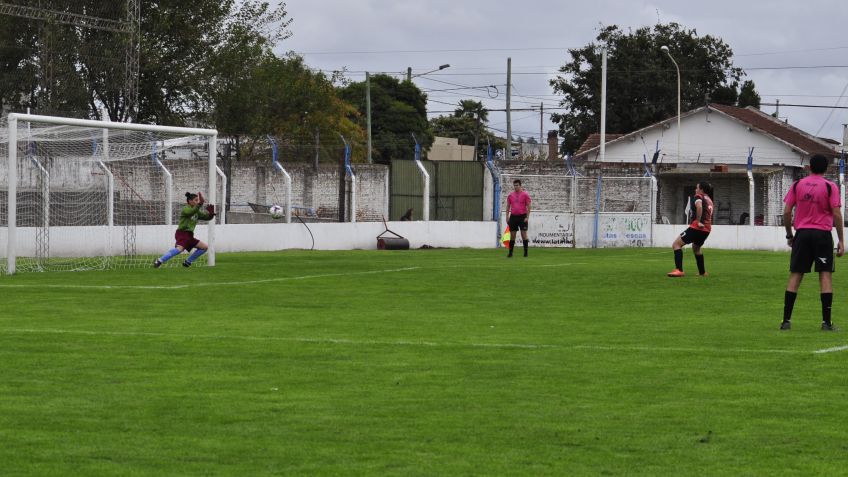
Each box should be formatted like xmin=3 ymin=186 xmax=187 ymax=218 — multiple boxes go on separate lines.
xmin=454 ymin=100 xmax=487 ymax=123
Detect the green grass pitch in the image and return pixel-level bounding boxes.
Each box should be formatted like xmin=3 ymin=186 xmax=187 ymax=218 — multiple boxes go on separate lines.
xmin=1 ymin=248 xmax=847 ymax=476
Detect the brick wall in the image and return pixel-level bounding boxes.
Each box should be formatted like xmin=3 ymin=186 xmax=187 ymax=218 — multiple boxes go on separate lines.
xmin=494 ymin=160 xmax=651 ymax=213
xmin=226 ymin=162 xmax=388 ymax=221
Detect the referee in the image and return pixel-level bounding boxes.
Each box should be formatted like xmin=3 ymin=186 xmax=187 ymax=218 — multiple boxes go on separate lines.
xmin=505 ymin=179 xmax=532 ymax=257
xmin=781 ymin=154 xmax=845 ymax=331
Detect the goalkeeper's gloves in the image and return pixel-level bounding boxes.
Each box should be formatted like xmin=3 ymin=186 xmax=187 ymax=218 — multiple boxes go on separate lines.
xmin=204 ymin=204 xmax=216 ymax=220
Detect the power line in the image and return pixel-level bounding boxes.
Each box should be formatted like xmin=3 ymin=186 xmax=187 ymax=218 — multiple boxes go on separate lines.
xmin=761 ymin=103 xmax=848 ymax=110
xmin=298 ymin=47 xmax=570 ymax=55
xmin=298 ymin=45 xmax=848 ymax=57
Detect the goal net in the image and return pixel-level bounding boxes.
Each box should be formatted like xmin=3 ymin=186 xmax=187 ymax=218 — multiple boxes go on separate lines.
xmin=1 ymin=114 xmax=219 ymax=274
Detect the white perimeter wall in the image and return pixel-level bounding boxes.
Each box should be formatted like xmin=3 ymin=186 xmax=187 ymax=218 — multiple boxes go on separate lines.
xmin=0 ymin=221 xmax=498 ymax=257
xmin=653 ymin=224 xmax=830 ymax=252
xmin=1 ymin=223 xmax=826 ymax=258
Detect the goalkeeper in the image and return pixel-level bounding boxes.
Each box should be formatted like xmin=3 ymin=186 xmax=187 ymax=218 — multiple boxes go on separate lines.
xmin=153 ymin=191 xmax=216 ymax=268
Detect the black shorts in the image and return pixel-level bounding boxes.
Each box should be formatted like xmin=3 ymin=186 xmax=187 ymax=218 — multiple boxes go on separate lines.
xmin=679 ymin=227 xmax=710 ymax=246
xmin=508 ymin=214 xmax=528 ymax=232
xmin=790 ymin=229 xmax=835 ymax=273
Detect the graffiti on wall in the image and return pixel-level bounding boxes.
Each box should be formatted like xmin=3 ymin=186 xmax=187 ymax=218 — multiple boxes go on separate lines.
xmin=600 ymin=215 xmax=650 ymax=247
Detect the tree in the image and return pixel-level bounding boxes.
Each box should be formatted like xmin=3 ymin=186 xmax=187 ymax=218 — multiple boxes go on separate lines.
xmin=429 ymin=99 xmax=501 ymax=160
xmin=711 ymin=83 xmax=739 ymax=106
xmin=213 ymin=53 xmax=364 ymax=160
xmin=338 ymin=74 xmax=432 ymax=164
xmin=737 ymin=80 xmax=761 ymax=109
xmin=430 ymin=115 xmax=477 ymax=145
xmin=454 ymin=99 xmax=488 ymax=122
xmin=0 ymin=0 xmax=293 ymax=123
xmin=550 ymin=23 xmax=751 ymax=153
xmin=134 ymin=0 xmax=292 ymax=124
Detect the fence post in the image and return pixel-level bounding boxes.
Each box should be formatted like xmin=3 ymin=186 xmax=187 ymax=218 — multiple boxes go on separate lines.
xmin=592 ymin=174 xmax=602 ymax=248
xmin=412 ymin=134 xmax=429 ymax=222
xmin=747 ymin=147 xmax=755 ymax=228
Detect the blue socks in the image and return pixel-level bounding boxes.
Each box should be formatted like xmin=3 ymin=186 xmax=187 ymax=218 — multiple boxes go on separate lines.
xmin=158 ymin=248 xmax=181 ymax=263
xmin=186 ymin=248 xmax=207 ymax=264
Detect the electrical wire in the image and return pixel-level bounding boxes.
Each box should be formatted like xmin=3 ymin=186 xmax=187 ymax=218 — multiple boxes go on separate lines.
xmin=295 ymin=215 xmax=315 ymax=250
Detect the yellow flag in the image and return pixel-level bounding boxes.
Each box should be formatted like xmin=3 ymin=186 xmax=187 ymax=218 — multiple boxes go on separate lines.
xmin=501 ymin=225 xmax=511 ymax=247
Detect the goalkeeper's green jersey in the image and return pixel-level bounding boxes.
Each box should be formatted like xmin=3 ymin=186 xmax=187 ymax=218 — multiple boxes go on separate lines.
xmin=177 ymin=204 xmax=212 ymax=232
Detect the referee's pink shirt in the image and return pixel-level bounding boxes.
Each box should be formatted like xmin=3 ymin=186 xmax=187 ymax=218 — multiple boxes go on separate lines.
xmin=784 ymin=175 xmax=841 ymax=231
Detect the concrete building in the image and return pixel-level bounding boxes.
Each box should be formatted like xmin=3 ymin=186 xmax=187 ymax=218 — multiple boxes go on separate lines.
xmin=428 ymin=136 xmax=476 ymax=161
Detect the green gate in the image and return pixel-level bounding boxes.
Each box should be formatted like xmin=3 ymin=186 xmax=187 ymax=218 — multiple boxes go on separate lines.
xmin=390 ymin=160 xmax=483 ymax=221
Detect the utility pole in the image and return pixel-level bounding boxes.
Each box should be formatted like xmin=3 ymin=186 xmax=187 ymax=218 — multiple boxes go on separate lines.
xmin=366 ymin=72 xmax=372 ymax=164
xmin=539 ymin=102 xmax=544 ymax=147
xmin=473 ymin=112 xmax=482 ymax=161
xmin=600 ymin=47 xmax=607 ymax=163
xmin=506 ymin=57 xmax=512 ymax=158
xmin=407 ymin=67 xmax=412 ymax=82
xmin=314 ymin=128 xmax=320 ymax=172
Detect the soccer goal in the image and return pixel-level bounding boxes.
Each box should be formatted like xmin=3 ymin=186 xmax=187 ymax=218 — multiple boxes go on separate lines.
xmin=1 ymin=113 xmax=219 ymax=274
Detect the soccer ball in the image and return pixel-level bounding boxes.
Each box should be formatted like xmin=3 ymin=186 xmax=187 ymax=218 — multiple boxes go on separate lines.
xmin=269 ymin=205 xmax=284 ymax=219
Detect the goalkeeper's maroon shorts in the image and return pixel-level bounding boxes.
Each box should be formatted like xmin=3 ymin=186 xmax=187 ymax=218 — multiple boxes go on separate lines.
xmin=175 ymin=230 xmax=200 ymax=251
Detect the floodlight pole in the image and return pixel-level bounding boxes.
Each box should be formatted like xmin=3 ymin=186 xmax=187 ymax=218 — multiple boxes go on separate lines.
xmin=661 ymin=46 xmax=681 ymax=162
xmin=600 ymin=47 xmax=607 ymax=163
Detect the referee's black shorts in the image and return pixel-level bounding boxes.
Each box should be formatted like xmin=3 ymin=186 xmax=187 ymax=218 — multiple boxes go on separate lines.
xmin=508 ymin=214 xmax=528 ymax=231
xmin=790 ymin=229 xmax=835 ymax=273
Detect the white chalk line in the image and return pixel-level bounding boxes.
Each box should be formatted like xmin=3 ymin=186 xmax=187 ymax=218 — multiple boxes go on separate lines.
xmin=0 ymin=267 xmax=420 ymax=290
xmin=0 ymin=328 xmax=554 ymax=350
xmin=813 ymin=345 xmax=848 ymax=354
xmin=0 ymin=261 xmax=592 ymax=289
xmin=0 ymin=327 xmax=813 ymax=354
xmin=573 ymin=344 xmax=803 ymax=355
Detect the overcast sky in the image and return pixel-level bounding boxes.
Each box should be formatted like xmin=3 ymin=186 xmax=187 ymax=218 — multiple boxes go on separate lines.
xmin=279 ymin=0 xmax=848 ymax=150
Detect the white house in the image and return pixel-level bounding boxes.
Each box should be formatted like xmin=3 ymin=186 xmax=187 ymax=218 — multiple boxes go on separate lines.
xmin=574 ymin=104 xmax=841 ymax=226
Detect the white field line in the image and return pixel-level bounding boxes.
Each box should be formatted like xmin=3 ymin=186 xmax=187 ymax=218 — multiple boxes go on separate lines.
xmin=813 ymin=345 xmax=848 ymax=354
xmin=573 ymin=344 xmax=803 ymax=355
xmin=0 ymin=262 xmax=592 ymax=290
xmin=0 ymin=328 xmax=811 ymax=354
xmin=0 ymin=328 xmax=554 ymax=350
xmin=0 ymin=267 xmax=420 ymax=290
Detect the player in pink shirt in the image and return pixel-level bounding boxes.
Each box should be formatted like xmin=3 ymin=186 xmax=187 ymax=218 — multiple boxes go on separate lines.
xmin=781 ymin=154 xmax=845 ymax=331
xmin=505 ymin=179 xmax=532 ymax=257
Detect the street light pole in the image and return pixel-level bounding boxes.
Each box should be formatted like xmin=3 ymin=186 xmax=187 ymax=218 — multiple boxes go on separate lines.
xmin=661 ymin=45 xmax=681 ymax=162
xmin=408 ymin=64 xmax=450 ymax=80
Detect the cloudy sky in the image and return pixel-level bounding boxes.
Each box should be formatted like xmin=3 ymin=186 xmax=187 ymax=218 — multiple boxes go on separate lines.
xmin=278 ymin=0 xmax=848 ymax=148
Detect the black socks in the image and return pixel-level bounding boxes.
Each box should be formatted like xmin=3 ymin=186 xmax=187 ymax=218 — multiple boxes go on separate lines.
xmin=674 ymin=249 xmax=683 ymax=270
xmin=695 ymin=254 xmax=705 ymax=275
xmin=822 ymin=293 xmax=833 ymax=325
xmin=783 ymin=291 xmax=798 ymax=323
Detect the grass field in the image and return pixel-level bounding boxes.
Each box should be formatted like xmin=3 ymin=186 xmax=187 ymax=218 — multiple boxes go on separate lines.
xmin=1 ymin=247 xmax=847 ymax=476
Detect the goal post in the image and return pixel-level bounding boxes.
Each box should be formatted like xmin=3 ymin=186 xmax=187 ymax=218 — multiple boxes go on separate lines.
xmin=3 ymin=113 xmax=218 ymax=274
